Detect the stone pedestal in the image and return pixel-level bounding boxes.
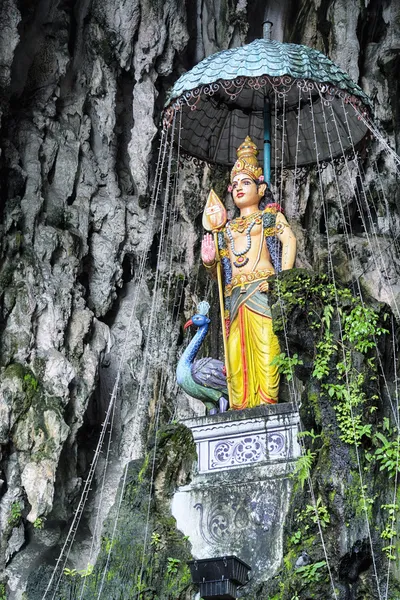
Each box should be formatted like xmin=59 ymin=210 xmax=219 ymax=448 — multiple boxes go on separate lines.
xmin=171 ymin=403 xmax=301 ymax=590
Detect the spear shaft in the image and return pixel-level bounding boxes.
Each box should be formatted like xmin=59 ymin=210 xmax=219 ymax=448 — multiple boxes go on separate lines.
xmin=213 ymin=231 xmax=233 ymax=405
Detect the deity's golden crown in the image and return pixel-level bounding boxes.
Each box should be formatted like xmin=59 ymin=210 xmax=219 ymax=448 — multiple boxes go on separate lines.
xmin=230 ymin=136 xmax=263 ymax=183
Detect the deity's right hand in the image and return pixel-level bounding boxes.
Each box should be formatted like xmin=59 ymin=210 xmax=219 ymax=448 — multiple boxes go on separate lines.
xmin=201 ymin=233 xmax=216 ymax=265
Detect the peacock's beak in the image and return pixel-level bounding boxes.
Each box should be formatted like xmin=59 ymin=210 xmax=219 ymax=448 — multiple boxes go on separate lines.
xmin=184 ymin=319 xmax=193 ymax=330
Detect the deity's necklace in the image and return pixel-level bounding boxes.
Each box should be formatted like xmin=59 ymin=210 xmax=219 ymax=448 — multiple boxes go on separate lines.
xmin=226 ymin=211 xmax=262 ymax=268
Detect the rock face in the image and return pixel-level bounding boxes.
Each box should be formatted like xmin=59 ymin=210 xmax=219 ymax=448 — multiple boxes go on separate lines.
xmin=0 ymin=0 xmax=399 ymax=598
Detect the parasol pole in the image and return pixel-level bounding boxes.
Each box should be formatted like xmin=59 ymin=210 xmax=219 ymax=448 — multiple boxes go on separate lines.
xmin=264 ymin=97 xmax=271 ymax=187
xmin=263 ymin=20 xmax=273 ymax=187
xmin=213 ymin=230 xmax=233 ymax=404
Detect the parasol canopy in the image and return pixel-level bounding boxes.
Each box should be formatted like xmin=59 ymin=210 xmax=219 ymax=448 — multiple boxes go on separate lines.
xmin=163 ymin=38 xmax=372 ymax=169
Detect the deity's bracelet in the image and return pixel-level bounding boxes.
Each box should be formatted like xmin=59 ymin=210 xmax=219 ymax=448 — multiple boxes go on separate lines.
xmin=203 ymin=260 xmax=217 ymax=269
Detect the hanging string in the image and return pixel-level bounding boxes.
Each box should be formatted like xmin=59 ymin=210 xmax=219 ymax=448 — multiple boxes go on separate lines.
xmin=41 ymin=126 xmax=171 ymax=600
xmin=324 ymin=119 xmax=400 ymax=599
xmin=311 ymin=93 xmax=383 ymax=600
xmin=279 ymin=93 xmax=287 ymax=208
xmin=340 ymin=99 xmax=400 ymax=430
xmin=373 ymin=164 xmax=400 ymax=260
xmin=268 ymin=91 xmax=339 ymax=600
xmin=351 ymin=105 xmax=400 ymax=171
xmin=274 ymin=90 xmax=278 ymax=192
xmin=327 ymin=103 xmax=400 ymax=429
xmin=290 ymin=87 xmax=302 ymax=218
xmin=132 ymin=111 xmax=187 ymax=595
xmin=137 ymin=218 xmax=186 ymax=595
xmin=383 ymin=318 xmax=400 ymax=599
xmin=94 ymin=115 xmax=179 ymax=598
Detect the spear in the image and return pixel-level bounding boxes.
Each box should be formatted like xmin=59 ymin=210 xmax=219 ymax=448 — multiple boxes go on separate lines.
xmin=202 ymin=189 xmax=232 ymax=405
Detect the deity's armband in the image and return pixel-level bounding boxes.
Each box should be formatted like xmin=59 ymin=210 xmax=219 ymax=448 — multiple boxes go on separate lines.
xmin=275 ymin=221 xmax=289 ymax=235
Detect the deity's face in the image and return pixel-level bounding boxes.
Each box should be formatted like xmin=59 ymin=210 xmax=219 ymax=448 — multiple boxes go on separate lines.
xmin=231 ymin=173 xmax=259 ymax=210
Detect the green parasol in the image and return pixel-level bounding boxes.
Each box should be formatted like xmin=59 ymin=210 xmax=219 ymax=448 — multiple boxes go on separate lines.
xmin=163 ymin=25 xmax=372 ymax=178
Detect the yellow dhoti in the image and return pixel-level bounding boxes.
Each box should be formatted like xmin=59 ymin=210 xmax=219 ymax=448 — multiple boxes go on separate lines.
xmin=226 ymin=278 xmax=280 ymax=410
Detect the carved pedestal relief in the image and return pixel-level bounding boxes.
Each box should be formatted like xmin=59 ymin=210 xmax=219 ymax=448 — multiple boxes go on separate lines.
xmin=171 ymin=403 xmax=301 ymax=589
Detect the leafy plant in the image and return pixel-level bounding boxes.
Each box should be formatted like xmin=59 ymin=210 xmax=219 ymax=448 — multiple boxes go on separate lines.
xmin=342 ymin=305 xmax=388 ymax=353
xmin=374 ymin=433 xmax=400 ymax=477
xmin=271 ymin=352 xmax=303 ymax=381
xmin=78 ymin=564 xmax=94 ymax=578
xmin=8 ymin=502 xmax=22 ymax=527
xmin=134 ymin=575 xmax=146 ymax=594
xmin=381 ymin=503 xmax=399 ymax=560
xmin=290 ymin=530 xmax=302 ymax=545
xmin=313 ymin=332 xmax=336 ymax=380
xmin=295 ymin=560 xmax=327 ymax=583
xmin=23 ymin=373 xmax=39 ymax=391
xmin=166 ymin=557 xmax=181 ymax=575
xmin=63 ymin=568 xmax=78 ymax=577
xmin=325 ymin=373 xmax=372 ymax=446
xmin=33 ymin=517 xmax=45 ymax=529
xmin=302 ymin=498 xmax=330 ymax=529
xmin=297 ymin=428 xmax=321 ymax=443
xmin=150 ymin=532 xmax=161 ymax=547
xmin=101 ymin=536 xmax=115 ymax=553
xmin=292 ymin=450 xmax=315 ymax=489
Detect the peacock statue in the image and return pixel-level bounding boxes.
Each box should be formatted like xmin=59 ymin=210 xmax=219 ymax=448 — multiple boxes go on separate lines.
xmin=176 ymin=301 xmax=229 ymax=414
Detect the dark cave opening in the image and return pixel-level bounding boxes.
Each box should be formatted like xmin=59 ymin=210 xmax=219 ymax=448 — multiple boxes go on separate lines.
xmin=115 ymin=70 xmax=136 ymax=196
xmin=357 ymin=0 xmax=389 ymax=80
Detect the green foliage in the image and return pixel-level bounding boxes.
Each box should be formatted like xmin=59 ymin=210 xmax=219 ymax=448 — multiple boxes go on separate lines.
xmin=23 ymin=373 xmax=39 ymax=392
xmin=292 ymin=498 xmax=330 ymax=545
xmin=312 ymin=331 xmax=336 ymax=380
xmin=302 ymin=498 xmax=330 ymax=529
xmin=79 ymin=564 xmax=94 ymax=578
xmin=33 ymin=517 xmax=45 ymax=529
xmin=374 ymin=433 xmax=400 ymax=477
xmin=326 ymin=374 xmax=372 ymax=446
xmin=68 ymin=425 xmax=196 ymax=600
xmin=342 ymin=305 xmax=388 ymax=353
xmin=8 ymin=501 xmax=22 ymax=528
xmin=295 ymin=560 xmax=327 ymax=583
xmin=380 ymin=503 xmax=399 ymax=560
xmin=292 ymin=449 xmax=315 ymax=489
xmin=271 ymin=352 xmax=303 ymax=381
xmin=166 ymin=557 xmax=181 ymax=575
xmin=290 ymin=530 xmax=302 ymax=545
xmin=63 ymin=568 xmax=78 ymax=578
xmin=297 ymin=428 xmax=321 ymax=442
xmin=133 ymin=574 xmax=146 ymax=595
xmin=0 ymin=583 xmax=6 ymax=600
xmin=151 ymin=532 xmax=162 ymax=547
xmin=101 ymin=536 xmax=116 ymax=554
xmin=309 ymin=289 xmax=385 ymax=448
xmin=274 ymin=273 xmax=387 ymax=453
xmin=138 ymin=453 xmax=149 ymax=483
xmin=271 ymin=271 xmax=398 ymax=594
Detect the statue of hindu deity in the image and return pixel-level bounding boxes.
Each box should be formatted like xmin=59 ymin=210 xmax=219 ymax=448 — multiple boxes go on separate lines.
xmin=201 ymin=136 xmax=296 ymax=410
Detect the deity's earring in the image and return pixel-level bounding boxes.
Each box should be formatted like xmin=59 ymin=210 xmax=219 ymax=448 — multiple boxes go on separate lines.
xmin=258 ymin=189 xmax=264 ymax=197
